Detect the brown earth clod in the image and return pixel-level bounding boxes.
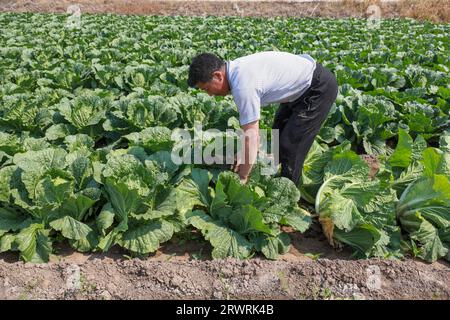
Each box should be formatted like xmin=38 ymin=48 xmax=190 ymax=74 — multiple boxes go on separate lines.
xmin=0 ymin=0 xmax=448 ymax=23
xmin=0 ymin=252 xmax=449 ymax=300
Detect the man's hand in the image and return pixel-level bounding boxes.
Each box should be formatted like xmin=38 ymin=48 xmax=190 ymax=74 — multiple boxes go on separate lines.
xmin=231 ymin=151 xmax=243 ymax=173
xmin=231 ymin=153 xmax=248 ymax=184
xmin=233 ymin=120 xmax=259 ymax=184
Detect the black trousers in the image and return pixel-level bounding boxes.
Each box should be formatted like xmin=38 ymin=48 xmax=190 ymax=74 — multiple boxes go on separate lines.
xmin=273 ymin=63 xmax=338 ymax=185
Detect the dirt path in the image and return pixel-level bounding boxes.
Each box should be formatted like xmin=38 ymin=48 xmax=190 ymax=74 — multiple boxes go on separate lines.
xmin=1 ymin=252 xmax=449 ymax=300
xmin=1 ymin=224 xmax=449 ymax=300
xmin=0 ymin=0 xmax=448 ymax=23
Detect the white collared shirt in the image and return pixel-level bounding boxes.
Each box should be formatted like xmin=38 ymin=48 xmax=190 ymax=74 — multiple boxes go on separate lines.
xmin=226 ymin=51 xmax=316 ymax=125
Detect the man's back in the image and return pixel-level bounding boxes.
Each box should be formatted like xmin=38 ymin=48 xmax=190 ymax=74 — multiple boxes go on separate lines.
xmin=226 ymin=51 xmax=316 ymax=125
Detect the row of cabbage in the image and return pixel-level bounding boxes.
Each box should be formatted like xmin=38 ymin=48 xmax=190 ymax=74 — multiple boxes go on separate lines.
xmin=0 ymin=13 xmax=449 ymax=262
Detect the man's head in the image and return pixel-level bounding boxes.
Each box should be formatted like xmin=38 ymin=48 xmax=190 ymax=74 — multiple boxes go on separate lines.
xmin=188 ymin=53 xmax=230 ymax=96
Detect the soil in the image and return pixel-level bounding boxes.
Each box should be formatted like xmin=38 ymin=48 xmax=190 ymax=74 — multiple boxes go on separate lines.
xmin=0 ymin=222 xmax=449 ymax=300
xmin=0 ymin=0 xmax=448 ymax=23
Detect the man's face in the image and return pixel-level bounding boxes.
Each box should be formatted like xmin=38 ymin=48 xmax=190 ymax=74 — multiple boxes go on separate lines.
xmin=196 ymin=70 xmax=228 ymax=96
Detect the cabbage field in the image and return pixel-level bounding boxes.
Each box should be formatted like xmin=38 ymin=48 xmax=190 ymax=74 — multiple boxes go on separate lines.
xmin=0 ymin=13 xmax=449 ymax=265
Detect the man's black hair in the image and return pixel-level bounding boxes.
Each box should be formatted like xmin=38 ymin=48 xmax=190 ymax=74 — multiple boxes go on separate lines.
xmin=187 ymin=53 xmax=225 ymax=88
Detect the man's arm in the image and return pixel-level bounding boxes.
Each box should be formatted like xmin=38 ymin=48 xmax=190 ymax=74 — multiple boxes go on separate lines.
xmin=234 ymin=120 xmax=259 ymax=183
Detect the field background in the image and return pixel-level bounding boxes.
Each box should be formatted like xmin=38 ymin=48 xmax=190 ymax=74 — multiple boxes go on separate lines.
xmin=0 ymin=0 xmax=449 ymax=23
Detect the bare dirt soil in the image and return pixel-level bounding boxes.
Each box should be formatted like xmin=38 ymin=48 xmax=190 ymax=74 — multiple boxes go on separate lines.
xmin=0 ymin=0 xmax=449 ymax=23
xmin=0 ymin=0 xmax=449 ymax=301
xmin=0 ymin=222 xmax=449 ymax=300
